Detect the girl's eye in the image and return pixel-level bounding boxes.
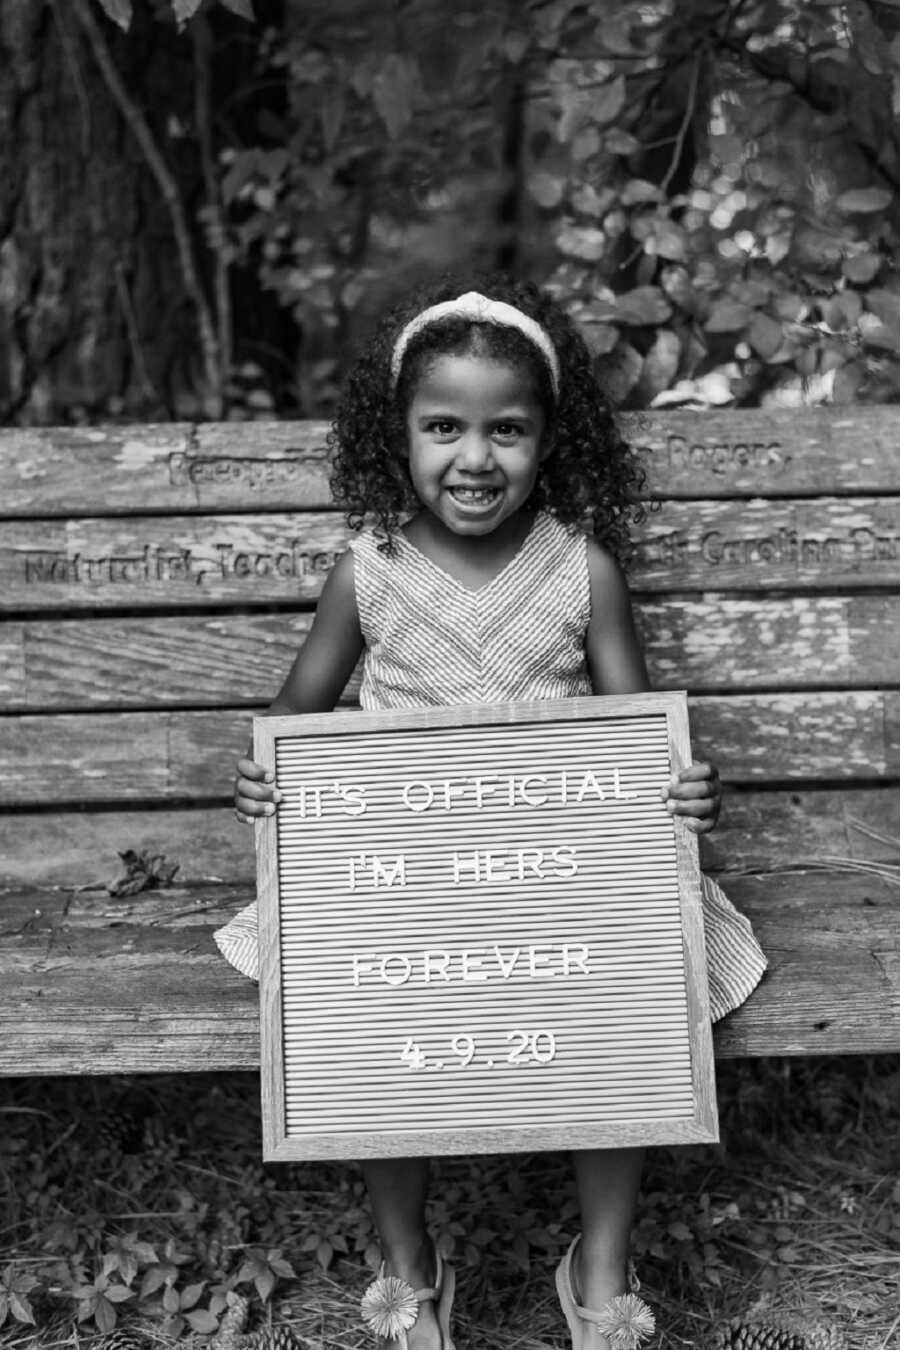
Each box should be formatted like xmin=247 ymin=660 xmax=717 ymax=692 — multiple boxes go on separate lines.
xmin=494 ymin=423 xmax=523 ymax=439
xmin=427 ymin=420 xmax=457 ymax=436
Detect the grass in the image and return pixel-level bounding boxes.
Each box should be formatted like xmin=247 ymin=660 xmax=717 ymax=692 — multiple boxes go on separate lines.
xmin=1 ymin=1057 xmax=899 ymax=1350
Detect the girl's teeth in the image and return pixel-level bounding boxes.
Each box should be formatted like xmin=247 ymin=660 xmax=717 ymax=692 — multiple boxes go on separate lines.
xmin=451 ymin=487 xmax=499 ymax=502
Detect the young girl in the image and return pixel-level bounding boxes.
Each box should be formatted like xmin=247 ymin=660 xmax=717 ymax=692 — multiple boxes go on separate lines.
xmin=219 ymin=275 xmax=767 ymax=1350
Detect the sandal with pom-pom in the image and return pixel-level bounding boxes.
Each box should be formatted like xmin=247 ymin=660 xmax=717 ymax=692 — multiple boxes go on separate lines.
xmin=361 ymin=1249 xmax=456 ymax=1350
xmin=555 ymin=1235 xmax=655 ymax=1350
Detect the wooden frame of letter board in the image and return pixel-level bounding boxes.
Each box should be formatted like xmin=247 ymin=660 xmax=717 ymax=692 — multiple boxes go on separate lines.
xmin=255 ymin=691 xmax=718 ymax=1160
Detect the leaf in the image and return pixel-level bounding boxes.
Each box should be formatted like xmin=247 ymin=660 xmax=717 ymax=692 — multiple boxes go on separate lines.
xmin=747 ymin=312 xmax=783 ymax=360
xmin=604 ymin=127 xmax=640 ymax=154
xmin=596 ymin=340 xmax=643 ymax=404
xmin=254 ymin=1268 xmax=276 ymax=1303
xmin=659 ymin=265 xmax=696 ymax=310
xmin=180 ymin=1282 xmax=206 ymax=1310
xmin=141 ymin=1267 xmax=169 ymax=1298
xmin=372 ymin=54 xmax=417 ymax=139
xmin=832 ymin=362 xmax=864 ymax=403
xmin=636 ymin=328 xmax=681 ymax=403
xmin=527 ymin=172 xmax=566 ymax=208
xmin=105 ymin=1285 xmax=134 ymax=1304
xmin=217 ymin=0 xmax=254 ymax=17
xmin=835 ymin=186 xmax=893 ymax=213
xmin=621 ymin=178 xmax=663 ymax=207
xmin=8 ymin=1293 xmax=35 ymax=1326
xmin=652 ymin=223 xmax=687 ymax=262
xmin=864 ymin=287 xmax=900 ymax=328
xmin=614 ymin=286 xmax=672 ymax=326
xmin=316 ymin=1240 xmax=334 ymax=1271
xmin=572 ymin=127 xmax=601 ymax=162
xmin=171 ymin=0 xmax=204 ymax=26
xmin=186 ymin=1309 xmax=220 ymax=1334
xmin=96 ymin=0 xmax=133 ymax=29
xmin=555 ymin=223 xmax=606 ymax=261
xmin=95 ymin=1297 xmax=116 ymax=1334
xmin=582 ymin=322 xmax=619 ymax=356
xmin=842 ymin=252 xmax=882 ymax=284
xmin=705 ymin=299 xmax=753 ymax=333
xmin=591 ymin=74 xmax=626 ymax=126
xmin=319 ymin=88 xmax=345 ymax=153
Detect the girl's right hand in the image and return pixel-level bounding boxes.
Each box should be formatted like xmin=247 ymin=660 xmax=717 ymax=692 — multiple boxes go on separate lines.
xmin=234 ymin=758 xmax=283 ymax=823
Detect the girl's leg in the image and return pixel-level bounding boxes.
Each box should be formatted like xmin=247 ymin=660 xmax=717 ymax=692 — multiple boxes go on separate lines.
xmin=571 ymin=1148 xmax=644 ymax=1350
xmin=361 ymin=1158 xmax=443 ymax=1350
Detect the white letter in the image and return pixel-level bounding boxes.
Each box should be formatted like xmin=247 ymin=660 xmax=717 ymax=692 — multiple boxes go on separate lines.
xmin=423 ymin=950 xmax=451 ymax=983
xmin=442 ymin=778 xmax=468 ymax=811
xmin=372 ymin=853 xmax=407 ymax=888
xmin=402 ymin=780 xmax=434 ymax=813
xmin=517 ymin=848 xmax=545 ymax=879
xmin=380 ymin=954 xmax=412 ymax=986
xmin=338 ymin=782 xmax=367 ymax=815
xmin=351 ymin=953 xmax=376 ymax=986
xmin=576 ymin=770 xmax=606 ymax=803
xmin=485 ymin=850 xmax=513 ymax=882
xmin=461 ymin=950 xmax=489 ymax=981
xmin=473 ymin=776 xmax=499 ymax=809
xmin=562 ymin=944 xmax=590 ymax=976
xmin=519 ymin=774 xmax=549 ymax=807
xmin=528 ymin=945 xmax=555 ymax=978
xmin=550 ymin=845 xmax=578 ymax=878
xmin=452 ymin=851 xmax=481 ymax=884
xmin=613 ymin=766 xmax=639 ymax=799
xmin=494 ymin=946 xmax=520 ymax=979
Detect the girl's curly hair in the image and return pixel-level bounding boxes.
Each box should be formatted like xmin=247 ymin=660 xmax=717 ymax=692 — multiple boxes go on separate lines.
xmin=329 ymin=271 xmax=647 ymax=562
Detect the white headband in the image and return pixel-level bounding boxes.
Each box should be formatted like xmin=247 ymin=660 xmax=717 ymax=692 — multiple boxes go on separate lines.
xmin=390 ymin=290 xmax=560 ymax=399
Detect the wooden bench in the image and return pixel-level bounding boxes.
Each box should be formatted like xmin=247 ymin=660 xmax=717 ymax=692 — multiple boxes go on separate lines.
xmin=2 ymin=408 xmax=898 ymax=1076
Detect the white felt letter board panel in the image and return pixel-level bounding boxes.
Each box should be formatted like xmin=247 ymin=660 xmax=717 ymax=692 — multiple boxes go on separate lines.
xmin=254 ymin=692 xmax=718 ymax=1159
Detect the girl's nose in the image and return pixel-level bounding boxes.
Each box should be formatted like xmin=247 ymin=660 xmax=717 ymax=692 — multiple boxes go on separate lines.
xmin=455 ymin=433 xmax=494 ymax=471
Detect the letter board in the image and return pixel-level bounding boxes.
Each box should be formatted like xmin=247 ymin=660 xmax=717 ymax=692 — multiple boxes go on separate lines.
xmin=255 ymin=692 xmax=718 ymax=1159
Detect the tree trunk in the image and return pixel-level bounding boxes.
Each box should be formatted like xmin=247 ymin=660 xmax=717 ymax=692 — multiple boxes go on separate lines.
xmin=0 ymin=1 xmax=198 ymax=423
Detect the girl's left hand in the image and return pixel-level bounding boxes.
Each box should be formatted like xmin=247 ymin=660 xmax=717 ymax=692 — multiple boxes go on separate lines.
xmin=660 ymin=762 xmax=721 ymax=833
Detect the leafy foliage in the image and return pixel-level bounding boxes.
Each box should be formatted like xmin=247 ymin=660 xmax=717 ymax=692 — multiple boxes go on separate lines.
xmin=81 ymin=0 xmax=900 ymax=417
xmin=1 ymin=1061 xmax=899 ymax=1344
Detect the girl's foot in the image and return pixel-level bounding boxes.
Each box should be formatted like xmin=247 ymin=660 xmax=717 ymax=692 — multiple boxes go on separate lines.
xmin=361 ymin=1244 xmax=454 ymax=1350
xmin=574 ymin=1247 xmax=625 ymax=1350
xmin=555 ymin=1236 xmax=655 ymax=1350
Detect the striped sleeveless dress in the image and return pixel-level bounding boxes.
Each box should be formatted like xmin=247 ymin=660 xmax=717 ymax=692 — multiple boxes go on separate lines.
xmin=215 ymin=510 xmax=766 ymax=1021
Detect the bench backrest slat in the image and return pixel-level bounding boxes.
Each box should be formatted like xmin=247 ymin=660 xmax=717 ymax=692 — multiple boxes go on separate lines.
xmin=1 ymin=408 xmax=897 ymax=893
xmin=3 ymin=409 xmax=900 ymax=512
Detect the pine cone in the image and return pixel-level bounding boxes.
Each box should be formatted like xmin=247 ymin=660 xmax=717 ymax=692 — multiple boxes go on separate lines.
xmin=251 ymin=1327 xmax=303 ymax=1350
xmin=91 ymin=1332 xmax=144 ymax=1350
xmin=802 ymin=1329 xmax=847 ymax=1350
xmin=713 ymin=1323 xmax=804 ymax=1350
xmin=212 ymin=1292 xmax=251 ymax=1350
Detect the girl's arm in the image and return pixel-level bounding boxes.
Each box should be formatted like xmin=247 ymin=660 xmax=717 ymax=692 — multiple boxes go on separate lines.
xmin=235 ymin=550 xmax=364 ymax=819
xmin=584 ymin=540 xmax=720 ymax=833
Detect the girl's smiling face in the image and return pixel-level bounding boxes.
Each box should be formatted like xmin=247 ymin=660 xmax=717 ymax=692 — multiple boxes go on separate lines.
xmin=404 ymin=353 xmax=550 ymax=538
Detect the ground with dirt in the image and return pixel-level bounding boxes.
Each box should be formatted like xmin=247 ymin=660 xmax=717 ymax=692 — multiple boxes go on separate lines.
xmin=1 ymin=1059 xmax=898 ymax=1350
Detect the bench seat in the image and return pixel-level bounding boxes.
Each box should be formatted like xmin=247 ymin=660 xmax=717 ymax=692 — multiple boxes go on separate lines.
xmin=3 ymin=868 xmax=898 ymax=1075
xmin=2 ymin=409 xmax=898 ymax=1074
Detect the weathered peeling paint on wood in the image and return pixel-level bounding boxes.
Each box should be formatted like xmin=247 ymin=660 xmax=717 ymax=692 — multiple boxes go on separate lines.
xmin=0 ymin=423 xmax=334 ymax=515
xmin=0 ymin=788 xmax=896 ymax=890
xmin=4 ymin=498 xmax=900 ymax=611
xmin=1 ymin=692 xmax=895 ymax=807
xmin=2 ymin=869 xmax=897 ymax=1073
xmin=5 ymin=595 xmax=899 ymax=710
xmin=1 ymin=408 xmax=898 ymax=1069
xmin=3 ymin=409 xmax=900 ymax=514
